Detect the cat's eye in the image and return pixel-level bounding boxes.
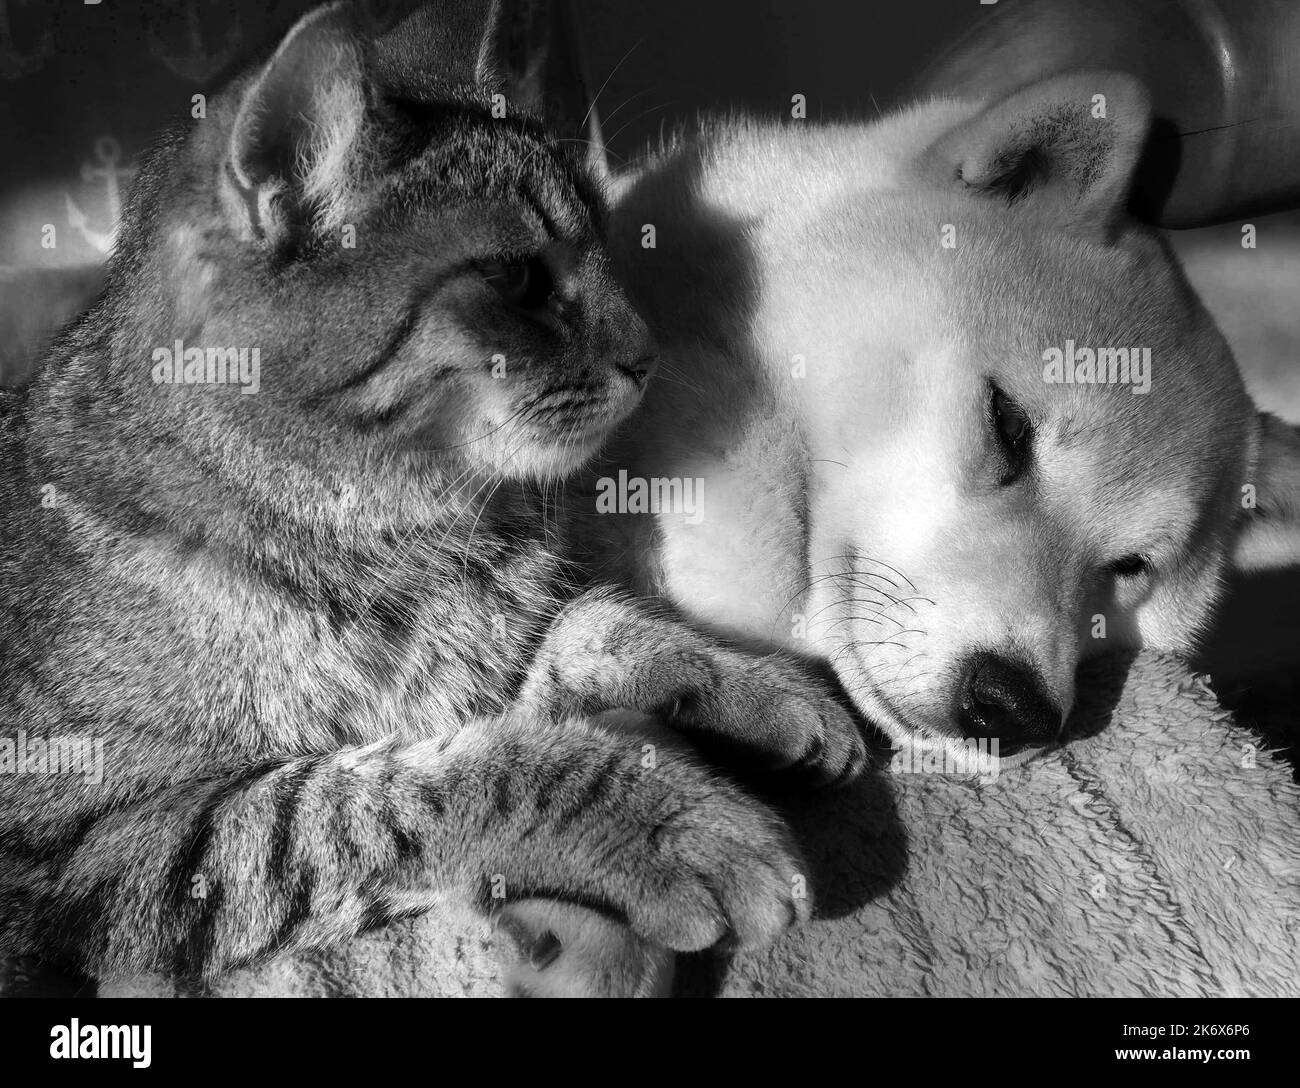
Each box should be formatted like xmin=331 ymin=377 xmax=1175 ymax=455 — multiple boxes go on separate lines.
xmin=1110 ymin=554 xmax=1150 ymax=579
xmin=989 ymin=383 xmax=1031 ymax=484
xmin=481 ymin=257 xmax=555 ymax=311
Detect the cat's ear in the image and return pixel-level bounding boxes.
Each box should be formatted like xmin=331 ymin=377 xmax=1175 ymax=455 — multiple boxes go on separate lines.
xmin=1233 ymin=412 xmax=1300 ymax=573
xmin=224 ymin=2 xmax=367 ymax=247
xmin=917 ymin=70 xmax=1151 ymax=241
xmin=373 ymin=0 xmax=612 ymax=181
xmin=223 ymin=2 xmax=505 ymax=246
xmin=490 ymin=0 xmax=612 ymax=181
xmin=362 ymin=0 xmax=502 ymax=95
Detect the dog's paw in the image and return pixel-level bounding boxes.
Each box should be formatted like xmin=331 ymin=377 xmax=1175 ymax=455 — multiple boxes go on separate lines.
xmin=493 ymin=899 xmax=674 ymax=998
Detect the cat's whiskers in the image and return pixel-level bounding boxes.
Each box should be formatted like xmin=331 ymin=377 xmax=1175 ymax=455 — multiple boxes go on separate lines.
xmin=434 ymin=420 xmax=546 ymax=581
xmin=650 ymin=359 xmax=707 ymax=398
xmin=602 ymin=103 xmax=677 ymax=154
xmin=416 ymin=401 xmax=533 ymax=456
xmin=345 ymin=442 xmax=508 ymax=623
xmin=547 ymin=136 xmax=631 ymax=170
xmin=578 ymin=37 xmax=645 ymax=144
xmin=459 ymin=475 xmax=505 ymax=584
xmin=596 ymin=86 xmax=653 ymax=131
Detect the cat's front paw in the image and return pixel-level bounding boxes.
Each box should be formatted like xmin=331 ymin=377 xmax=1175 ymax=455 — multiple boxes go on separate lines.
xmin=528 ymin=595 xmax=869 ymax=787
xmin=517 ymin=714 xmax=811 ymax=954
xmin=665 ymin=649 xmax=868 ymax=786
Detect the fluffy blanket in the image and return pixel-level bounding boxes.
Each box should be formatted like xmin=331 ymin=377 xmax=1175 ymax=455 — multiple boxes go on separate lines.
xmin=15 ymin=652 xmax=1274 ymax=998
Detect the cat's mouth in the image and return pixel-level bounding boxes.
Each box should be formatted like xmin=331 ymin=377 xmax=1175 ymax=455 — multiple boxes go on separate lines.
xmin=440 ymin=370 xmax=647 ymax=483
xmin=502 ymin=395 xmax=636 ymax=481
xmin=538 ymin=410 xmax=624 ymax=457
xmin=524 ymin=378 xmax=643 ymax=438
xmin=511 ymin=430 xmax=609 ymax=481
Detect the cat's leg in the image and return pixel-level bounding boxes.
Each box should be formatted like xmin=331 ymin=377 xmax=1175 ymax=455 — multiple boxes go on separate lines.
xmin=485 ymin=713 xmax=692 ymax=998
xmin=10 ymin=714 xmax=805 ymax=984
xmin=519 ymin=589 xmax=869 ymax=786
xmin=504 ymin=594 xmax=868 ymax=998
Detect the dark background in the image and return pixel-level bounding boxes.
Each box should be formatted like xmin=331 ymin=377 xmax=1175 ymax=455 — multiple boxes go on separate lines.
xmin=0 ymin=0 xmax=987 ymax=267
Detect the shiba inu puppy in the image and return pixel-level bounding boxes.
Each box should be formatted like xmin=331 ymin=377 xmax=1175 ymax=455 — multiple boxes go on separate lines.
xmin=585 ymin=69 xmax=1300 ymax=763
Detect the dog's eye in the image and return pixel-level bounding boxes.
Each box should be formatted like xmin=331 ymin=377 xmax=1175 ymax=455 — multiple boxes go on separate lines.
xmin=482 ymin=256 xmax=555 ymax=310
xmin=992 ymin=387 xmax=1029 ymax=445
xmin=989 ymin=384 xmax=1031 ymax=483
xmin=1110 ymin=554 xmax=1150 ymax=579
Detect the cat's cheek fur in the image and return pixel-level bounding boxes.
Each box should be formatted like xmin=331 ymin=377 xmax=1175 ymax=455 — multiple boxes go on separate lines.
xmin=482 ymin=385 xmax=644 ymax=483
xmin=486 ymin=428 xmax=610 ymax=484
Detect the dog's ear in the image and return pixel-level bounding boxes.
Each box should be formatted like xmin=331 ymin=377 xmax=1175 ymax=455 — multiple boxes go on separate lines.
xmin=919 ymin=70 xmax=1151 ymax=241
xmin=1233 ymin=412 xmax=1300 ymax=573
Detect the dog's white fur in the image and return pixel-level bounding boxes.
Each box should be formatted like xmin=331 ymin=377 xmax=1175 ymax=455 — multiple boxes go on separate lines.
xmin=584 ymin=70 xmax=1300 ymax=760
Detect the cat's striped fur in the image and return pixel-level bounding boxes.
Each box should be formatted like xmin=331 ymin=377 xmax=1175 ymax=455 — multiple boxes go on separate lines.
xmin=0 ymin=0 xmax=864 ymax=993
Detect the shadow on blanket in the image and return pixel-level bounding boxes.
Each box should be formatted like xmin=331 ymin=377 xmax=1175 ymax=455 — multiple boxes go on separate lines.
xmin=671 ymin=649 xmax=1300 ymax=998
xmin=1198 ymin=566 xmax=1300 ymax=781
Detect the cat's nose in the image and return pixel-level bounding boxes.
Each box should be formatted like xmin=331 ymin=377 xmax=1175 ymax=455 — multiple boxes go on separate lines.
xmin=617 ymin=355 xmax=657 ymax=389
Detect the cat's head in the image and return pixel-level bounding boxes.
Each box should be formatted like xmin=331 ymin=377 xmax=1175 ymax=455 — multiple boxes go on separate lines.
xmin=101 ymin=0 xmax=652 ymax=516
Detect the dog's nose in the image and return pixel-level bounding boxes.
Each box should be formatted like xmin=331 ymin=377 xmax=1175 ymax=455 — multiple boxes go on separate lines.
xmin=958 ymin=652 xmax=1062 ymax=751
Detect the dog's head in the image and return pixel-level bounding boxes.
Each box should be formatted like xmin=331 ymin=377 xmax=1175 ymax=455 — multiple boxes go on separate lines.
xmin=778 ymin=72 xmax=1300 ymax=756
xmin=610 ymin=71 xmax=1300 ymax=759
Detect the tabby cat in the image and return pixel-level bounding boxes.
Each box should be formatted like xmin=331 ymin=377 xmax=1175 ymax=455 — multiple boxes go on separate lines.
xmin=0 ymin=0 xmax=864 ymax=995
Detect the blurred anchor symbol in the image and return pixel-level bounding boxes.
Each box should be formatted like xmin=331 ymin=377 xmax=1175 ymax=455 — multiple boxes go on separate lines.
xmin=148 ymin=2 xmax=241 ymax=83
xmin=64 ymin=137 xmax=136 ymax=256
